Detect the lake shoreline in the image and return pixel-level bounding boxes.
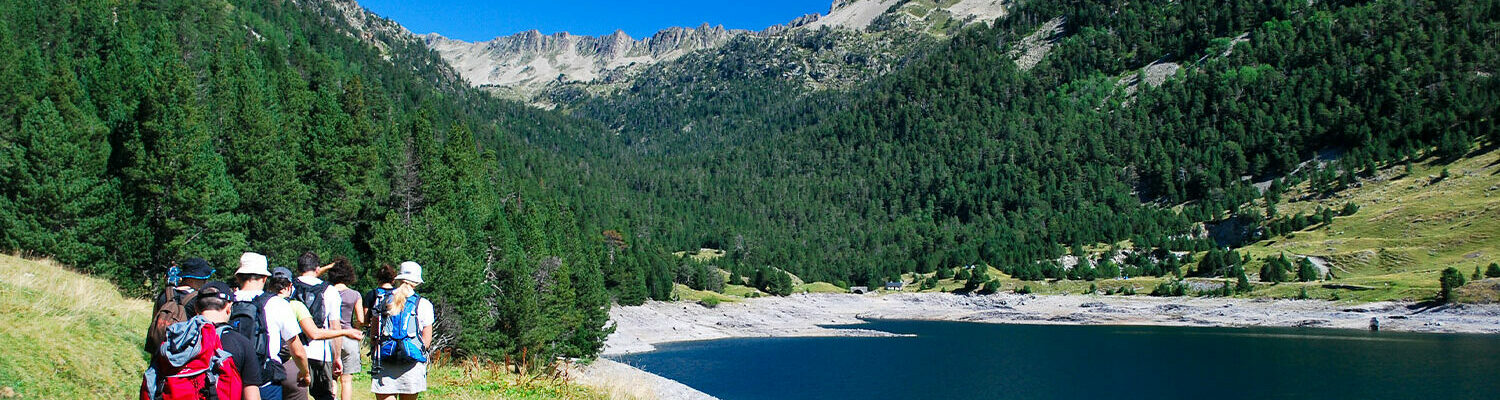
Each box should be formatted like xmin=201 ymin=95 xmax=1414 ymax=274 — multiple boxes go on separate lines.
xmin=603 ymin=292 xmax=1500 ymax=356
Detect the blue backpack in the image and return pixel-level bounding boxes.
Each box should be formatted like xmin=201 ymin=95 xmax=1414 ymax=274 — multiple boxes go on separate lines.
xmin=377 ymin=293 xmax=428 ymax=364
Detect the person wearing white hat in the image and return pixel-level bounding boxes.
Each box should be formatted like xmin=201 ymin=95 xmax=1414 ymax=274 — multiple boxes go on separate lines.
xmin=371 ymin=261 xmax=434 ymax=399
xmin=233 ymin=252 xmax=307 ymax=400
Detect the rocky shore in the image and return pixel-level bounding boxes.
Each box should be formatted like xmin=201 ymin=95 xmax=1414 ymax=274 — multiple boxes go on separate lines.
xmin=604 ymin=292 xmax=1500 ymax=355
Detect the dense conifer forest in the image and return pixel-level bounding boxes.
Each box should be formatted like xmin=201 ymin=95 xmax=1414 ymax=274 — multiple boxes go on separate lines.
xmin=539 ymin=0 xmax=1498 ymax=292
xmin=0 ymin=0 xmax=611 ymax=361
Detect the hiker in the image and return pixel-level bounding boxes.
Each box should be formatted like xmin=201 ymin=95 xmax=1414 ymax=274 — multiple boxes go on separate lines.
xmin=140 ymin=281 xmax=261 ymax=400
xmin=146 ymin=257 xmax=215 ymax=355
xmin=289 ymin=252 xmax=343 ymax=400
xmin=266 ymin=267 xmax=363 ymax=400
xmin=371 ymin=262 xmax=434 ymax=400
xmin=362 ymin=264 xmax=397 ymax=376
xmin=235 ymin=252 xmax=307 ymax=400
xmin=325 ymin=258 xmax=365 ymax=400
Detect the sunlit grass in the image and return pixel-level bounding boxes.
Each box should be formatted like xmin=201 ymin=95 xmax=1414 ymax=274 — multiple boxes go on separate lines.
xmin=0 ymin=254 xmax=151 ymax=399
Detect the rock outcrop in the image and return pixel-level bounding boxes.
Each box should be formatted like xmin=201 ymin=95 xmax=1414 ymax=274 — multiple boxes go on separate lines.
xmin=422 ymin=0 xmax=1010 ymax=99
xmin=423 ymin=23 xmax=743 ymax=90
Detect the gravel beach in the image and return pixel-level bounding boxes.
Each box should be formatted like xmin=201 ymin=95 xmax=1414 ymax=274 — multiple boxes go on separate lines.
xmin=604 ymin=292 xmax=1500 ymax=355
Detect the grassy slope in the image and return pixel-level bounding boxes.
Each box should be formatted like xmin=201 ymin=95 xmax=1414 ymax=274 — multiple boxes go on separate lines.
xmin=1237 ymin=146 xmax=1500 ymax=302
xmin=0 ymin=254 xmax=608 ymax=400
xmin=0 ymin=254 xmax=149 ymax=399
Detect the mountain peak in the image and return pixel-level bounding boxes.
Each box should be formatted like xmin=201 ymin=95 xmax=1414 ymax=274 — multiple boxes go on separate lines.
xmin=421 ymin=0 xmax=1009 ymax=99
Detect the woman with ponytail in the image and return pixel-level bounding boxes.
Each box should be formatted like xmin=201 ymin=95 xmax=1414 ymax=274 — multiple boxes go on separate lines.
xmin=370 ymin=262 xmax=434 ymax=399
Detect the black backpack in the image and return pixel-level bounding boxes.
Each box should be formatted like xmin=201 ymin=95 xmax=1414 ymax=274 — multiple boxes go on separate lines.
xmin=228 ymin=292 xmax=285 ymax=385
xmin=291 ymin=279 xmax=331 ymax=341
xmin=365 ymin=287 xmax=393 ymax=372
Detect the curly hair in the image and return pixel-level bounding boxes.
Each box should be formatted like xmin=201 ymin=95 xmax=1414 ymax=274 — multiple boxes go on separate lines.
xmin=374 ymin=264 xmax=397 ymax=285
xmin=326 ymin=256 xmax=357 ymax=285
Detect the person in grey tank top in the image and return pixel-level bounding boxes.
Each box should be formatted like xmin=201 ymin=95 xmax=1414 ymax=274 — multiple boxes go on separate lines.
xmin=325 ymin=258 xmax=365 ymax=400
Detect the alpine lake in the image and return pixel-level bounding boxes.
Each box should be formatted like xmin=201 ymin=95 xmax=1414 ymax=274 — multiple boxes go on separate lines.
xmin=611 ymin=320 xmax=1500 ymax=400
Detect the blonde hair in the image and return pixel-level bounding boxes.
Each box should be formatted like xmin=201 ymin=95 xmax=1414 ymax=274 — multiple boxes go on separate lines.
xmin=387 ymin=279 xmax=418 ymax=316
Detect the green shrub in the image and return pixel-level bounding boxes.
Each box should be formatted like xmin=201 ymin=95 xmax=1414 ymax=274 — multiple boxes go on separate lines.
xmin=980 ymin=279 xmax=1000 ymax=295
xmin=1440 ymin=267 xmax=1466 ymax=303
xmin=1150 ymin=280 xmax=1187 ymax=297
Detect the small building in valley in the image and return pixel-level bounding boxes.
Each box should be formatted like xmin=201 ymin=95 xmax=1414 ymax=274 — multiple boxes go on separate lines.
xmin=885 ymin=281 xmax=905 ymax=291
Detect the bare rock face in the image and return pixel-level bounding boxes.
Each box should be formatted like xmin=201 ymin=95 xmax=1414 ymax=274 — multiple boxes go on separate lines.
xmin=422 ymin=0 xmax=1010 ymax=99
xmin=424 ymin=24 xmax=742 ymax=93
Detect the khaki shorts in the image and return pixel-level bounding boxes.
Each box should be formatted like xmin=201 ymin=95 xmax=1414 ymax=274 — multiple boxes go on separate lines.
xmin=340 ymin=337 xmax=362 ymax=374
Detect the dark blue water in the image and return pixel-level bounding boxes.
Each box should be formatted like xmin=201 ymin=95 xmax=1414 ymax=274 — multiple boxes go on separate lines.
xmin=612 ymin=320 xmax=1500 ymax=400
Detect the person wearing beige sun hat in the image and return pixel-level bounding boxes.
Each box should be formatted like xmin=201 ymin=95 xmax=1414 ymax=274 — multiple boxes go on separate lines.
xmin=232 ymin=252 xmax=306 ymax=400
xmin=370 ymin=261 xmax=434 ymax=399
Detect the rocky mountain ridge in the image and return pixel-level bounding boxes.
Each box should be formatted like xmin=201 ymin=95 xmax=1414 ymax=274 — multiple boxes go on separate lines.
xmin=422 ymin=0 xmax=1009 ymax=99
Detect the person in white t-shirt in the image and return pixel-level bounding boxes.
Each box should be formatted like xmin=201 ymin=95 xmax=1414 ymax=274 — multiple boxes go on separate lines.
xmin=235 ymin=252 xmax=307 ymax=400
xmin=294 ymin=252 xmax=342 ymax=400
xmin=371 ymin=261 xmax=434 ymax=399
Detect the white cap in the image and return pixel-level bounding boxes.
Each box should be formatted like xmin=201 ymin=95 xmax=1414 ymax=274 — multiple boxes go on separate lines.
xmin=236 ymin=252 xmax=270 ymax=276
xmin=395 ymin=261 xmax=424 ymax=284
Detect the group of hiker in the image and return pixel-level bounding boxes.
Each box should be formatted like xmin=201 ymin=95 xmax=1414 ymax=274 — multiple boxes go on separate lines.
xmin=141 ymin=252 xmax=435 ymax=400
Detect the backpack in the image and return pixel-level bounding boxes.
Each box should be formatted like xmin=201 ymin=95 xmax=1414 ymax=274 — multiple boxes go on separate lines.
xmin=291 ymin=279 xmax=332 ymax=334
xmin=227 ymin=292 xmax=284 ymax=385
xmin=365 ymin=287 xmax=393 ymax=371
xmin=376 ymin=293 xmax=428 ymax=365
xmin=146 ymin=287 xmax=197 ymax=355
xmin=140 ymin=321 xmax=244 ymax=400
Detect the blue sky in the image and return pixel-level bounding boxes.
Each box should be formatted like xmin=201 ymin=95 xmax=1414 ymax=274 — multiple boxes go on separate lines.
xmin=359 ymin=0 xmax=833 ymax=42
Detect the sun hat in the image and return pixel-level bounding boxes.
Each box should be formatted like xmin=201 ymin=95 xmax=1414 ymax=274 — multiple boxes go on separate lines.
xmin=236 ymin=252 xmax=270 ymax=276
xmin=395 ymin=261 xmax=424 ymax=284
xmin=177 ymin=257 xmax=215 ymax=280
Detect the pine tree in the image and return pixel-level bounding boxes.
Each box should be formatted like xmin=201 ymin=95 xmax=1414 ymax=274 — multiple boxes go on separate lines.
xmin=1236 ymin=268 xmax=1252 ymax=293
xmin=1439 ymin=267 xmax=1466 ymax=303
xmin=118 ymin=43 xmax=246 ymax=271
xmin=1297 ymin=258 xmax=1320 ymax=282
xmin=215 ymin=49 xmax=314 ymax=260
xmin=2 ymin=99 xmax=130 ymax=278
xmin=1486 ymin=263 xmax=1500 ymax=279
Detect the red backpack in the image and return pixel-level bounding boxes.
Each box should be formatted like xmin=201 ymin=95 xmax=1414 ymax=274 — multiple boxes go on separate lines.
xmin=140 ymin=323 xmax=243 ymax=400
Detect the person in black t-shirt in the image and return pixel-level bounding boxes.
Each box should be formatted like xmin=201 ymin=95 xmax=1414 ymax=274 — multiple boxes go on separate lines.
xmin=361 ymin=264 xmax=397 ymax=374
xmin=195 ymin=282 xmax=263 ymax=399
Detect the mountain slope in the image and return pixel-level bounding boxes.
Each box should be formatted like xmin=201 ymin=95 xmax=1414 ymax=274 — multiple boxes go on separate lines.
xmin=0 ymin=0 xmax=614 ymax=361
xmin=487 ymin=0 xmax=1500 ymax=293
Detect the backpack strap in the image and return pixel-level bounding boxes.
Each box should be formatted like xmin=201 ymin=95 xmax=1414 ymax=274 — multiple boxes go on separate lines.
xmin=386 ymin=294 xmax=422 ymax=340
xmin=246 ymin=292 xmax=281 ymax=385
xmin=406 ymin=294 xmax=422 ymax=338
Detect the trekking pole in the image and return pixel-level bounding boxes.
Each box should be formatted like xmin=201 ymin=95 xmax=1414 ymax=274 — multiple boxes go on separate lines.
xmin=369 ymin=335 xmax=382 ymax=375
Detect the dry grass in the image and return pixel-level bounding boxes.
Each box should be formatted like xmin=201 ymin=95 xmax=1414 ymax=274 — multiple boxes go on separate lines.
xmin=671 ymin=283 xmax=740 ymax=303
xmin=0 ymin=253 xmax=151 ymax=399
xmin=670 ymin=248 xmax=725 ymax=262
xmin=794 ymin=281 xmax=847 ymax=294
xmin=564 ymin=360 xmax=654 ymax=400
xmin=345 ymin=357 xmax=610 ymax=400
